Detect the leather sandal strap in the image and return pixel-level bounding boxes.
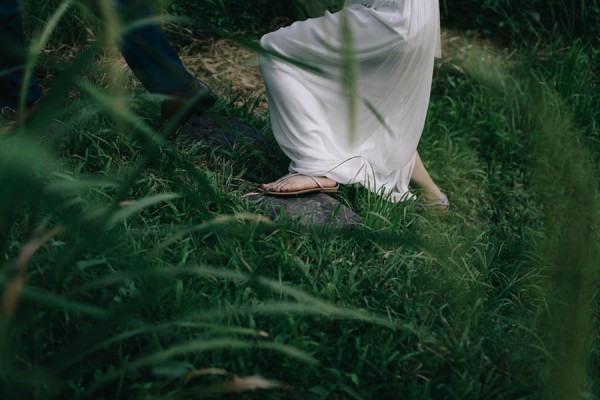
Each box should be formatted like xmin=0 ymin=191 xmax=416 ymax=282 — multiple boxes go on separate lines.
xmin=1 ymin=106 xmax=17 ymax=121
xmin=308 ymin=176 xmax=325 ymax=189
xmin=275 ymin=173 xmax=327 ymax=189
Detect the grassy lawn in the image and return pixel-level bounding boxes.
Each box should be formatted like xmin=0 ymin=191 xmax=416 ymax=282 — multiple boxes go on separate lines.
xmin=1 ymin=1 xmax=599 ymax=399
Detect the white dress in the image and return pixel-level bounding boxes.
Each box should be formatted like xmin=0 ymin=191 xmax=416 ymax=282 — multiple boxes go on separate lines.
xmin=259 ymin=0 xmax=441 ymax=202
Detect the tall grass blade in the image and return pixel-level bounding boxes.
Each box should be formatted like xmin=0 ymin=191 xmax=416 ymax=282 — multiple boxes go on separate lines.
xmin=19 ymin=0 xmax=74 ymax=118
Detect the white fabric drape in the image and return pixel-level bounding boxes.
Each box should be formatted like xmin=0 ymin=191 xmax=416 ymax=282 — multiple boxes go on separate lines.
xmin=260 ymin=0 xmax=441 ymax=201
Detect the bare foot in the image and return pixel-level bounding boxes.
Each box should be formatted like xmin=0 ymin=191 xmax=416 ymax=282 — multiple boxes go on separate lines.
xmin=261 ymin=175 xmax=338 ymax=194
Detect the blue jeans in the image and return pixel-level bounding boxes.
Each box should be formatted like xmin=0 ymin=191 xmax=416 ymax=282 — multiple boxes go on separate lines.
xmin=0 ymin=0 xmax=196 ymax=108
xmin=0 ymin=0 xmax=42 ymax=107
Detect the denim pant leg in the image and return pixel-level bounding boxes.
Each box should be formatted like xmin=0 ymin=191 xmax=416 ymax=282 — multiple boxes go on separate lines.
xmin=116 ymin=0 xmax=195 ymax=97
xmin=0 ymin=0 xmax=42 ymax=108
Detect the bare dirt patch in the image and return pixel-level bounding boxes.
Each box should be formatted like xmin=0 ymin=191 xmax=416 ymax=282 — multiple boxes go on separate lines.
xmin=180 ymin=39 xmax=267 ymax=111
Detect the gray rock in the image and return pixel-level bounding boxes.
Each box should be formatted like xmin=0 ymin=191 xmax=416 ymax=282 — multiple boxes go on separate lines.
xmin=177 ymin=114 xmax=285 ymax=180
xmin=178 ymin=114 xmax=273 ymax=153
xmin=247 ymin=192 xmax=363 ymax=227
xmin=180 ymin=115 xmax=363 ymax=227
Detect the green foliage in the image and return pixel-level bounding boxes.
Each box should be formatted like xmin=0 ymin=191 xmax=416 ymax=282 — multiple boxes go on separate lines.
xmin=2 ymin=0 xmax=599 ymax=399
xmin=167 ymin=0 xmax=286 ymax=36
xmin=165 ymin=0 xmax=344 ymax=44
xmin=440 ymin=0 xmax=600 ymax=46
xmin=21 ymin=0 xmax=98 ymax=46
xmin=289 ymin=0 xmax=345 ymax=19
xmin=22 ymin=0 xmax=600 ymax=48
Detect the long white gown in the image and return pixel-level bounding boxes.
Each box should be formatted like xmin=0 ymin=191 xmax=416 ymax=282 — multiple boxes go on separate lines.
xmin=259 ymin=0 xmax=441 ymax=202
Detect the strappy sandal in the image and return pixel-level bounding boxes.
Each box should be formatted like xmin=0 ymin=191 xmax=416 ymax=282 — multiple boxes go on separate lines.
xmin=414 ymin=194 xmax=450 ymax=212
xmin=259 ymin=173 xmax=339 ymax=196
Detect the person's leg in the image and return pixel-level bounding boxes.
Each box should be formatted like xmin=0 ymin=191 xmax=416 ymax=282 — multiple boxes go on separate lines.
xmin=0 ymin=0 xmax=42 ymax=110
xmin=111 ymin=0 xmax=216 ymax=136
xmin=259 ymin=37 xmax=339 ymax=193
xmin=113 ymin=0 xmax=196 ymax=96
xmin=409 ymin=151 xmax=447 ymax=203
xmin=258 ymin=53 xmax=338 ymax=193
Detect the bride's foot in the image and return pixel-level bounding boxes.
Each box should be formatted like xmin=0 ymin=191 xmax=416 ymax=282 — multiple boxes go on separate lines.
xmin=415 ymin=191 xmax=449 ymax=212
xmin=260 ymin=174 xmax=338 ymax=195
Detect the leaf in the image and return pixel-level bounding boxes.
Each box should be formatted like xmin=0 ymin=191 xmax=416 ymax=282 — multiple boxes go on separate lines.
xmin=340 ymin=12 xmax=358 ymax=144
xmin=106 ymin=193 xmax=181 ymax=228
xmin=19 ymin=0 xmax=75 ymax=114
xmin=217 ymin=375 xmax=286 ymax=393
xmin=88 ymin=338 xmax=316 ymax=392
xmin=153 ymin=213 xmax=271 ymax=252
xmin=22 ymin=287 xmax=111 ymax=319
xmin=152 ymin=361 xmax=195 ymax=379
xmin=46 ymin=178 xmax=119 ymax=195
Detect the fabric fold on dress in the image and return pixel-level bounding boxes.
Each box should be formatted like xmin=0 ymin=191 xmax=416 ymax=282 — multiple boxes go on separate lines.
xmin=260 ymin=0 xmax=440 ymax=202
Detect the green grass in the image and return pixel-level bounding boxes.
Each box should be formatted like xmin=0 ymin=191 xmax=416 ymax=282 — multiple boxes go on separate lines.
xmin=1 ymin=1 xmax=599 ymax=399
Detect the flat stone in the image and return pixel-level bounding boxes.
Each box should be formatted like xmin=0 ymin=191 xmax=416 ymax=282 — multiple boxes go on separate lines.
xmin=178 ymin=114 xmax=286 ymax=181
xmin=180 ymin=115 xmax=363 ymax=227
xmin=178 ymin=114 xmax=273 ymax=153
xmin=247 ymin=192 xmax=363 ymax=227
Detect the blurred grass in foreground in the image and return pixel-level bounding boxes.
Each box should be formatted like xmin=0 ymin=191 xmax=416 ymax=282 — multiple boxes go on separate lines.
xmin=1 ymin=0 xmax=599 ymax=399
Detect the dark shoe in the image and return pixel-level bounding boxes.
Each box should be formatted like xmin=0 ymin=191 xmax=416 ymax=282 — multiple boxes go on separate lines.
xmin=157 ymin=79 xmax=217 ymax=138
